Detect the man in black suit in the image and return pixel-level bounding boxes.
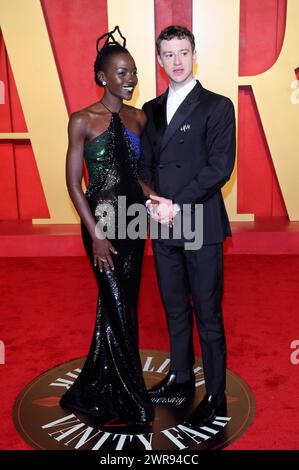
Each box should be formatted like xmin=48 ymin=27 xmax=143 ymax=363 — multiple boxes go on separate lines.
xmin=138 ymin=25 xmax=236 ymax=425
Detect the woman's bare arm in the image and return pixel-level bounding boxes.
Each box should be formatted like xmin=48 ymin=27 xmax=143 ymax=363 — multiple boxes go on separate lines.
xmin=138 ymin=178 xmax=157 ymax=198
xmin=65 ymin=113 xmax=117 ymax=272
xmin=66 ymin=113 xmax=97 ymax=240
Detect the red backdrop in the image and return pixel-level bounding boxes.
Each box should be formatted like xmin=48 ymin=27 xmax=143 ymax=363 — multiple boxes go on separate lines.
xmin=0 ymin=0 xmax=290 ymax=220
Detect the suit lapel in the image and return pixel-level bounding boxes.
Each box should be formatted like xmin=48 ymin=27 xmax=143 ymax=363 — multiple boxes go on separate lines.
xmin=160 ymin=81 xmax=203 ymax=153
xmin=152 ymin=90 xmax=168 ymax=151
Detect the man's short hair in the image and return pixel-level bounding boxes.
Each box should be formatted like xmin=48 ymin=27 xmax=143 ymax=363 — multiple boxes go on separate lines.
xmin=156 ymin=25 xmax=195 ymax=55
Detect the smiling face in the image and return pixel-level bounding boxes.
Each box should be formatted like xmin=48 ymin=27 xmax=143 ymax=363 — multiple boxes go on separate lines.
xmin=97 ymin=52 xmax=138 ymax=100
xmin=158 ymin=37 xmax=196 ymax=90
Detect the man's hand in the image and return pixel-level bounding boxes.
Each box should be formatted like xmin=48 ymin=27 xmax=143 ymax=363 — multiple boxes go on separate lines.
xmin=149 ymin=195 xmax=174 ymax=225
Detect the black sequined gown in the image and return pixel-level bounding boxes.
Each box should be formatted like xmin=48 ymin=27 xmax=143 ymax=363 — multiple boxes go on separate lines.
xmin=60 ymin=112 xmax=154 ymax=425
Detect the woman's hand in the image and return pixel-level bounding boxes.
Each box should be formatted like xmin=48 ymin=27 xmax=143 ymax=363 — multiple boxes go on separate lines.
xmin=92 ymin=238 xmax=118 ymax=273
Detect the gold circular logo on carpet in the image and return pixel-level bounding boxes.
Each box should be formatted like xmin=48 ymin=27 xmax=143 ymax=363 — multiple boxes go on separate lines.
xmin=13 ymin=349 xmax=255 ymax=451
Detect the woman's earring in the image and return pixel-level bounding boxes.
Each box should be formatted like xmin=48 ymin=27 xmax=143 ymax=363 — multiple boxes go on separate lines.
xmin=102 ymin=81 xmax=107 ymax=86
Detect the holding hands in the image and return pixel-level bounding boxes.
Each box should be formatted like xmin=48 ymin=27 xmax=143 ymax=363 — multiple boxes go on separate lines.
xmin=147 ymin=194 xmax=180 ymax=226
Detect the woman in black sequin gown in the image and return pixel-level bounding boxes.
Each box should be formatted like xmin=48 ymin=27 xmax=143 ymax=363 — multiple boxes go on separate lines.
xmin=60 ymin=28 xmax=155 ymax=426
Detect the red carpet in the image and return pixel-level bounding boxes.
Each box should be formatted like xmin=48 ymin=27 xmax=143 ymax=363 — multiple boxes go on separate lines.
xmin=0 ymin=254 xmax=299 ymax=450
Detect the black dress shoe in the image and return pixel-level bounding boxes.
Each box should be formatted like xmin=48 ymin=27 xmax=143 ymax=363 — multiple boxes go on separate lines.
xmin=148 ymin=371 xmax=195 ymax=405
xmin=184 ymin=393 xmax=227 ymax=426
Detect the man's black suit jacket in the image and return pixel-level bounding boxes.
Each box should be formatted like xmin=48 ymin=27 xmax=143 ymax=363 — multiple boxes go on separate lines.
xmin=138 ymin=81 xmax=236 ymax=246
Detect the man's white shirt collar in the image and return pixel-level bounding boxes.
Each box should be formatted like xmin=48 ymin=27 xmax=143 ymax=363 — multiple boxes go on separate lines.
xmin=168 ymin=78 xmax=197 ymax=101
xmin=167 ymin=78 xmax=197 ymax=124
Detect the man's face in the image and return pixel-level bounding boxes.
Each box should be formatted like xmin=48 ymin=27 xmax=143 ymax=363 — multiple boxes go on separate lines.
xmin=158 ymin=37 xmax=196 ymax=88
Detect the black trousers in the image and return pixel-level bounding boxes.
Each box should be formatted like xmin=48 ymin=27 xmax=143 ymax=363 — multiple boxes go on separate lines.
xmin=152 ymin=241 xmax=226 ymax=395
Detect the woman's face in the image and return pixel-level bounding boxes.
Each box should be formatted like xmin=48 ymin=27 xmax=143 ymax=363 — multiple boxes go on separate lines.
xmin=99 ymin=52 xmax=138 ymax=100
